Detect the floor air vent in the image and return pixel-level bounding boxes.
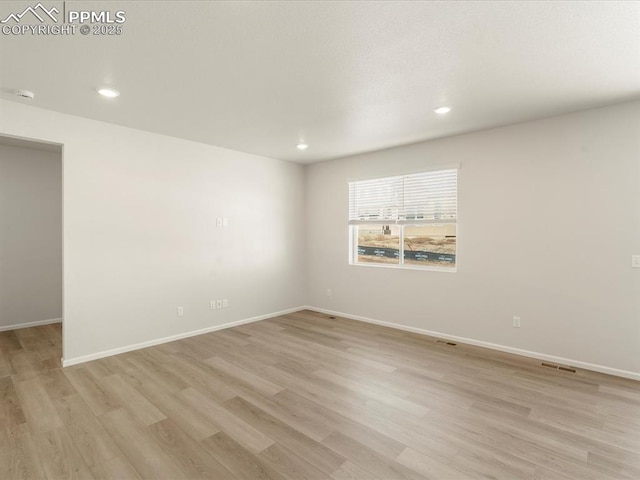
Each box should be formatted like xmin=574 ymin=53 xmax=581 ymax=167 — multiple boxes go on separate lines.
xmin=541 ymin=362 xmax=576 ymax=373
xmin=558 ymin=366 xmax=577 ymax=373
xmin=436 ymin=340 xmax=458 ymax=346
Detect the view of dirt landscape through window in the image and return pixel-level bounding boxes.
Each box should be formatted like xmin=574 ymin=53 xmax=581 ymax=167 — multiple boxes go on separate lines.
xmin=356 ymin=224 xmax=456 ymax=267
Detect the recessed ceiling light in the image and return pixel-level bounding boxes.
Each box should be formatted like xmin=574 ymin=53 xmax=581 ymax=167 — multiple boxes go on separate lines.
xmin=297 ymin=143 xmax=309 ymax=150
xmin=97 ymin=87 xmax=120 ymax=98
xmin=434 ymin=106 xmax=451 ymax=114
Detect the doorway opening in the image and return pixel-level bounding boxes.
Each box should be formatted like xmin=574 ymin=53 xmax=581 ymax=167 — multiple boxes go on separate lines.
xmin=0 ymin=134 xmax=64 ymax=372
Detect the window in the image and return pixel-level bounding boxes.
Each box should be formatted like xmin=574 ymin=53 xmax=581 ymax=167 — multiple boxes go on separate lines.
xmin=348 ymin=168 xmax=457 ymax=270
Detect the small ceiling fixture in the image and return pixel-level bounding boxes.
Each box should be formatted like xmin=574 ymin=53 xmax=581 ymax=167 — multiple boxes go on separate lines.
xmin=297 ymin=143 xmax=309 ymax=150
xmin=15 ymin=90 xmax=35 ymax=100
xmin=97 ymin=87 xmax=120 ymax=98
xmin=434 ymin=106 xmax=451 ymax=114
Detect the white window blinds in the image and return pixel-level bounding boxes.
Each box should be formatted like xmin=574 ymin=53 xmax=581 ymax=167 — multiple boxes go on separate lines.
xmin=348 ymin=169 xmax=457 ymax=225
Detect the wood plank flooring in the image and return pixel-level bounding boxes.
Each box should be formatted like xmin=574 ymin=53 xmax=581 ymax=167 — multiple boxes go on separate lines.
xmin=1 ymin=310 xmax=639 ymax=479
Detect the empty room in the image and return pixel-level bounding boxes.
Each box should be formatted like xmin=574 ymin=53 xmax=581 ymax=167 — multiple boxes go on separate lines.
xmin=0 ymin=1 xmax=639 ymax=479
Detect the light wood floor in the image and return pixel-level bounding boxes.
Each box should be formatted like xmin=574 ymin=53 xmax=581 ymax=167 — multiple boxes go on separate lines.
xmin=1 ymin=310 xmax=639 ymax=479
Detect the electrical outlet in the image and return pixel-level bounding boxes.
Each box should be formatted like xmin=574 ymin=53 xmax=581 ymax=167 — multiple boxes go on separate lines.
xmin=216 ymin=300 xmax=223 ymax=309
xmin=632 ymin=255 xmax=640 ymax=268
xmin=512 ymin=316 xmax=521 ymax=328
xmin=222 ymin=299 xmax=228 ymax=308
xmin=210 ymin=300 xmax=216 ymax=310
xmin=222 ymin=217 xmax=228 ymax=227
xmin=177 ymin=306 xmax=184 ymax=317
xmin=326 ymin=288 xmax=332 ymax=296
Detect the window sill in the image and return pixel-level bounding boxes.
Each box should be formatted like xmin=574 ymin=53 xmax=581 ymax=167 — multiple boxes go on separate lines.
xmin=348 ymin=262 xmax=457 ymax=273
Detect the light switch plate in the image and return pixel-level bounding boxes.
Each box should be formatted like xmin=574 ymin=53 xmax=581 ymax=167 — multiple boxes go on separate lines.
xmin=632 ymin=255 xmax=640 ymax=268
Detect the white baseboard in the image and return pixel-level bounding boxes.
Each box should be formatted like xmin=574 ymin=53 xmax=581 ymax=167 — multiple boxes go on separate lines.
xmin=0 ymin=317 xmax=62 ymax=332
xmin=62 ymin=306 xmax=305 ymax=367
xmin=304 ymin=306 xmax=640 ymax=381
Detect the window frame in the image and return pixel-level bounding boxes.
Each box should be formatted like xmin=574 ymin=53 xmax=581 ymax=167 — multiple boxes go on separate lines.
xmin=347 ymin=167 xmax=458 ymax=272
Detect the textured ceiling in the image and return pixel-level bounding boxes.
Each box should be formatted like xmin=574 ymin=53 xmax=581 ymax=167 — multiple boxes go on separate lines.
xmin=1 ymin=1 xmax=639 ymax=163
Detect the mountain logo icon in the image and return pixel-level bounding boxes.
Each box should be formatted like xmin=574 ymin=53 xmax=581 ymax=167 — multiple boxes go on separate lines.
xmin=1 ymin=3 xmax=59 ymax=23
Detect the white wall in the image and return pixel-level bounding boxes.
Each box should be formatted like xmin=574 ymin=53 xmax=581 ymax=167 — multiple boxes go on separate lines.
xmin=306 ymin=101 xmax=640 ymax=377
xmin=0 ymin=99 xmax=306 ymax=363
xmin=0 ymin=143 xmax=62 ymax=329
